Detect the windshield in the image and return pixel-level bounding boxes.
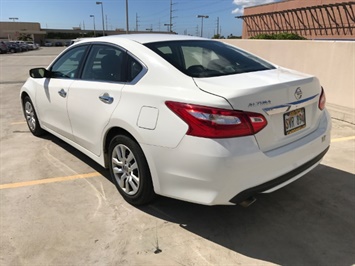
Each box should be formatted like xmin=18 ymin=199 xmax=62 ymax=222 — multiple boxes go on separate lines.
xmin=145 ymin=40 xmax=275 ymax=78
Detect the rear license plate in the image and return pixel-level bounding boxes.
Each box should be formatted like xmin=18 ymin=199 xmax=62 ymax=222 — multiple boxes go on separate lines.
xmin=283 ymin=108 xmax=306 ymax=135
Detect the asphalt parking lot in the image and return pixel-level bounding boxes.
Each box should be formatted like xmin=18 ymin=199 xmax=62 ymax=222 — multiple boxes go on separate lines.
xmin=0 ymin=47 xmax=354 ymax=266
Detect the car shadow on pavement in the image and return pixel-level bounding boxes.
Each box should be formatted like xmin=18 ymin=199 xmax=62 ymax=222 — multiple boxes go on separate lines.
xmin=41 ymin=134 xmax=112 ymax=182
xmin=139 ymin=164 xmax=355 ymax=266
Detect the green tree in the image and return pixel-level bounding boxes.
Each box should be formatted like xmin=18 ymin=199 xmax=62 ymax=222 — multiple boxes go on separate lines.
xmin=18 ymin=33 xmax=32 ymax=41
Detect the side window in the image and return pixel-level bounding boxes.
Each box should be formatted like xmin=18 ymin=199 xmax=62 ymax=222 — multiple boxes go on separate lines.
xmin=127 ymin=55 xmax=143 ymax=82
xmin=50 ymin=45 xmax=87 ymax=79
xmin=82 ymin=45 xmax=124 ymax=82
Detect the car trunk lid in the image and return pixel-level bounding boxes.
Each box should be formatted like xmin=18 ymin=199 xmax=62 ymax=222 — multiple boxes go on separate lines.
xmin=193 ymin=68 xmax=323 ymax=152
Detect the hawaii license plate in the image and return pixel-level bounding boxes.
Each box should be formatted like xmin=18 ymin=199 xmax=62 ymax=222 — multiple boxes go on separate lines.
xmin=283 ymin=108 xmax=306 ymax=135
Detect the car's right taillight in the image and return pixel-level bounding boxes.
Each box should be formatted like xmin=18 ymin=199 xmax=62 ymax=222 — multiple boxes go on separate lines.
xmin=318 ymin=87 xmax=326 ymax=111
xmin=165 ymin=101 xmax=267 ymax=138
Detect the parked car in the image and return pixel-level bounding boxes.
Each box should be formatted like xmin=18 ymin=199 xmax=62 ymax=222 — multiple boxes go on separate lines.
xmin=55 ymin=41 xmax=63 ymax=46
xmin=0 ymin=41 xmax=8 ymax=53
xmin=20 ymin=34 xmax=331 ymax=206
xmin=15 ymin=41 xmax=29 ymax=51
xmin=5 ymin=41 xmax=21 ymax=53
xmin=44 ymin=41 xmax=52 ymax=47
xmin=26 ymin=41 xmax=38 ymax=50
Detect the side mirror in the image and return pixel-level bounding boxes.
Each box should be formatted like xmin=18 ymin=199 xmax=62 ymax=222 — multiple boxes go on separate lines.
xmin=29 ymin=68 xmax=49 ymax=78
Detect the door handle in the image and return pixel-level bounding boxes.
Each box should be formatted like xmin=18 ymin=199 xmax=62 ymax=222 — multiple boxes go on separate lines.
xmin=58 ymin=88 xmax=67 ymax=98
xmin=99 ymin=93 xmax=114 ymax=104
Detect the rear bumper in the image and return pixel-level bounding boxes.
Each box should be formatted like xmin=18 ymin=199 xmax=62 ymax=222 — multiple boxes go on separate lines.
xmin=142 ymin=109 xmax=331 ymax=205
xmin=229 ymin=146 xmax=329 ymax=204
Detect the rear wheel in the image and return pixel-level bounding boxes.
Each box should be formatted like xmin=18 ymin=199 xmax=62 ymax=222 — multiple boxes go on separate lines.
xmin=108 ymin=135 xmax=155 ymax=205
xmin=23 ymin=96 xmax=44 ymax=136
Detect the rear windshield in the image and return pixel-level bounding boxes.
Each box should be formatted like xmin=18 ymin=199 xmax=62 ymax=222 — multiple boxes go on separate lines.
xmin=145 ymin=40 xmax=275 ymax=78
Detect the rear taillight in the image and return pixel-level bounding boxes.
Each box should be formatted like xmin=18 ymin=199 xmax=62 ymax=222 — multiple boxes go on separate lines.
xmin=165 ymin=101 xmax=267 ymax=138
xmin=318 ymin=87 xmax=326 ymax=111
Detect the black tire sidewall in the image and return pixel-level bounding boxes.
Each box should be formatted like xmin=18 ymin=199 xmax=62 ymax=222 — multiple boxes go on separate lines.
xmin=108 ymin=135 xmax=155 ymax=205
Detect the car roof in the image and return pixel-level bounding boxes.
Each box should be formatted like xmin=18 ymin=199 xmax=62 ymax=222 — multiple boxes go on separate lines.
xmin=79 ymin=34 xmax=207 ymax=45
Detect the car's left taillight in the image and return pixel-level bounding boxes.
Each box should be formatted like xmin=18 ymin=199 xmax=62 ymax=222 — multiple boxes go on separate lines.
xmin=166 ymin=101 xmax=267 ymax=138
xmin=318 ymin=87 xmax=326 ymax=111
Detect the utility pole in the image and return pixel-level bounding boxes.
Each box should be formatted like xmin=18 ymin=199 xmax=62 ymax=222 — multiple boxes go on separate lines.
xmin=168 ymin=0 xmax=176 ymax=32
xmin=135 ymin=13 xmax=139 ymax=31
xmin=170 ymin=0 xmax=173 ymax=32
xmin=216 ymin=17 xmax=220 ymax=36
xmin=126 ymin=0 xmax=129 ymax=34
xmin=105 ymin=15 xmax=108 ymax=31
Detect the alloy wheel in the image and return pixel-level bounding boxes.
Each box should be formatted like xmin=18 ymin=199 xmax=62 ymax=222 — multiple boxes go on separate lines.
xmin=111 ymin=144 xmax=140 ymax=195
xmin=25 ymin=101 xmax=36 ymax=131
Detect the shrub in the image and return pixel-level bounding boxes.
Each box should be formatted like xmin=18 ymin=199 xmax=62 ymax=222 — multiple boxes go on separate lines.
xmin=250 ymin=32 xmax=307 ymax=40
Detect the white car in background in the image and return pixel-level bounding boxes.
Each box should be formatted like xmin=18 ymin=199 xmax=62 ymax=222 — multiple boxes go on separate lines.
xmin=20 ymin=34 xmax=331 ymax=206
xmin=25 ymin=41 xmax=39 ymax=50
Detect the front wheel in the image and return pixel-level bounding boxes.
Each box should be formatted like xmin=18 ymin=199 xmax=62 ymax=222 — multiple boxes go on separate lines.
xmin=108 ymin=135 xmax=155 ymax=205
xmin=23 ymin=96 xmax=44 ymax=136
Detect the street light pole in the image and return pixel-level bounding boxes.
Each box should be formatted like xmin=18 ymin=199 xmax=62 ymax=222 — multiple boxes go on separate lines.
xmin=197 ymin=15 xmax=209 ymax=37
xmin=90 ymin=15 xmax=96 ymax=37
xmin=96 ymin=2 xmax=105 ymax=36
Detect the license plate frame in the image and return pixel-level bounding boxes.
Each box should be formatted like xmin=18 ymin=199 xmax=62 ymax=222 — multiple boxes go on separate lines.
xmin=283 ymin=108 xmax=306 ymax=135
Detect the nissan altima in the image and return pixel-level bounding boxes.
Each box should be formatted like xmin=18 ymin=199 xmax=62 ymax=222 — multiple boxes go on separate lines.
xmin=20 ymin=34 xmax=331 ymax=206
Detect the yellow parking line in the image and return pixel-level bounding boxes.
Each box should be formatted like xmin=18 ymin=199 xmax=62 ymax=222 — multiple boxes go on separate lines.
xmin=10 ymin=121 xmax=26 ymax=125
xmin=331 ymin=136 xmax=355 ymax=143
xmin=0 ymin=172 xmax=100 ymax=190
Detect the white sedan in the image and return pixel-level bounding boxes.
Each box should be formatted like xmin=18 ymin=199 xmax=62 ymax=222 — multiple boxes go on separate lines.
xmin=20 ymin=34 xmax=331 ymax=206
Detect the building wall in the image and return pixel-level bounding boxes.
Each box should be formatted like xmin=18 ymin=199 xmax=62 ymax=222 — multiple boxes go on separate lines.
xmin=240 ymin=0 xmax=355 ymax=40
xmin=221 ymin=39 xmax=355 ymax=123
xmin=0 ymin=22 xmax=45 ymax=43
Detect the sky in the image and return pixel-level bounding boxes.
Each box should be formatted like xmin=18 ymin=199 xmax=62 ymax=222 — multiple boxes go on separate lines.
xmin=1 ymin=0 xmax=281 ymax=37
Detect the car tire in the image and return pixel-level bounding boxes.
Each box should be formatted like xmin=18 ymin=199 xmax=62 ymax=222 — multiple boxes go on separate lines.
xmin=108 ymin=135 xmax=155 ymax=206
xmin=23 ymin=96 xmax=44 ymax=136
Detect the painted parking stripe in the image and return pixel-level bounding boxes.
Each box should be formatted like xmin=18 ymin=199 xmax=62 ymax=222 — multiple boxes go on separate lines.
xmin=10 ymin=121 xmax=26 ymax=125
xmin=0 ymin=172 xmax=100 ymax=190
xmin=331 ymin=136 xmax=355 ymax=143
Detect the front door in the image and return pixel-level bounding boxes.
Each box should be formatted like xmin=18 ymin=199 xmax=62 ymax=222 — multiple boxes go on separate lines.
xmin=35 ymin=45 xmax=88 ymax=140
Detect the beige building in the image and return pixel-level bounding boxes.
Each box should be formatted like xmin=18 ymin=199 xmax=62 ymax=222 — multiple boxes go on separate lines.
xmin=237 ymin=0 xmax=355 ymax=39
xmin=0 ymin=22 xmax=46 ymax=43
xmin=0 ymin=21 xmax=173 ymax=45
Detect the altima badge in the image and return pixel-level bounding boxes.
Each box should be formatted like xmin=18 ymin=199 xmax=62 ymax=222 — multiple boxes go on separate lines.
xmin=294 ymin=87 xmax=302 ymax=100
xmin=248 ymin=100 xmax=271 ymax=108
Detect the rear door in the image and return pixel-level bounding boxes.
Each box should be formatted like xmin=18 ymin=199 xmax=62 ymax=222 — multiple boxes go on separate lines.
xmin=67 ymin=44 xmax=139 ymax=156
